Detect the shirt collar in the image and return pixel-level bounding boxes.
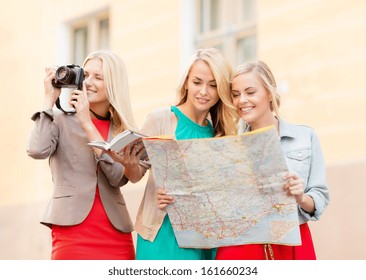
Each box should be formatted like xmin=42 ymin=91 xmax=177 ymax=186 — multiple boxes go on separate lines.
xmin=279 ymin=118 xmax=296 ymax=139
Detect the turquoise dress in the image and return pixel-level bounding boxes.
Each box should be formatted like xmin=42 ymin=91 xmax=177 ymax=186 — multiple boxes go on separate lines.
xmin=136 ymin=106 xmax=217 ymax=260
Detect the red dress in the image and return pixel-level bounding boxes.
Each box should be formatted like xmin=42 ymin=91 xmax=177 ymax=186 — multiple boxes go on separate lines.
xmin=215 ymin=223 xmax=316 ymax=260
xmin=51 ymin=119 xmax=135 ymax=260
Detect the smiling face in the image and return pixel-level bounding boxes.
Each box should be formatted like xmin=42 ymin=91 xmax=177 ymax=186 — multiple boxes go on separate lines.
xmin=231 ymin=71 xmax=275 ymax=130
xmin=83 ymin=58 xmax=110 ymax=112
xmin=184 ymin=60 xmax=220 ymax=115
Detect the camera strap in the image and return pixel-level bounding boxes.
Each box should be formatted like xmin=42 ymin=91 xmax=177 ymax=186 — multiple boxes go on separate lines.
xmin=89 ymin=109 xmax=111 ymax=120
xmin=55 ymin=97 xmax=110 ymax=119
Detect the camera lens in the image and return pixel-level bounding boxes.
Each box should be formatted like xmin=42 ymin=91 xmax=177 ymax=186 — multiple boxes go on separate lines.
xmin=55 ymin=66 xmax=75 ymax=84
xmin=58 ymin=68 xmax=67 ymax=79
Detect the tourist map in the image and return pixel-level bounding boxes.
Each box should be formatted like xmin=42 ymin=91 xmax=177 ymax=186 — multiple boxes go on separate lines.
xmin=143 ymin=126 xmax=301 ymax=248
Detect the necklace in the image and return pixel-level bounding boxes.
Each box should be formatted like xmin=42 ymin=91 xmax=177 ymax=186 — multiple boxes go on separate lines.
xmin=89 ymin=109 xmax=111 ymax=120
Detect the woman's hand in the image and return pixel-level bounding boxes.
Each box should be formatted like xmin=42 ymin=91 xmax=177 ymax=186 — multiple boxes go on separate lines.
xmin=283 ymin=172 xmax=305 ymax=204
xmin=283 ymin=172 xmax=315 ymax=213
xmin=43 ymin=67 xmax=61 ymax=110
xmin=157 ymin=187 xmax=174 ymax=210
xmin=106 ymin=143 xmax=146 ymax=183
xmin=108 ymin=143 xmax=145 ymax=166
xmin=70 ymin=81 xmax=92 ymax=130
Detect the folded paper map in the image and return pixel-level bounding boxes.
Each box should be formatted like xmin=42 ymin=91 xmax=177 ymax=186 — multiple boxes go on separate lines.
xmin=143 ymin=126 xmax=301 ymax=248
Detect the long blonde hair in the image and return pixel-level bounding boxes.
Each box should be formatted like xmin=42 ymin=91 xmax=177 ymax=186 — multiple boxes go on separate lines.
xmin=83 ymin=50 xmax=138 ymax=134
xmin=176 ymin=48 xmax=237 ymax=136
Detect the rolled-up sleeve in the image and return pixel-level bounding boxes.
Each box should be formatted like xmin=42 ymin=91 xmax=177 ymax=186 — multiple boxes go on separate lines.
xmin=299 ymin=130 xmax=329 ymax=221
xmin=96 ymin=152 xmax=129 ymax=188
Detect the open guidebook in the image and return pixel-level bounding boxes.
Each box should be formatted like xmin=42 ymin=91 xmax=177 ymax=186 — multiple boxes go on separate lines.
xmin=87 ymin=130 xmax=148 ymax=161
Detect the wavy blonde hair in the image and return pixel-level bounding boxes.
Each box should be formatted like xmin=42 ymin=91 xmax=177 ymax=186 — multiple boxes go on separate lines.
xmin=176 ymin=48 xmax=237 ymax=136
xmin=83 ymin=50 xmax=138 ymax=134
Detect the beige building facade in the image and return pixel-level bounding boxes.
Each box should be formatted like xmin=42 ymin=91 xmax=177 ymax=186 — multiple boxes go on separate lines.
xmin=0 ymin=0 xmax=365 ymax=259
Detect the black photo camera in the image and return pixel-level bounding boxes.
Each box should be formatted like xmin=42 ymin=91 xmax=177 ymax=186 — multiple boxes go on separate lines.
xmin=52 ymin=64 xmax=84 ymax=114
xmin=52 ymin=64 xmax=84 ymax=90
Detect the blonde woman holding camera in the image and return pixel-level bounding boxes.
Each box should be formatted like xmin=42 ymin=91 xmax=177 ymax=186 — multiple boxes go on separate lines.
xmin=27 ymin=50 xmax=145 ymax=259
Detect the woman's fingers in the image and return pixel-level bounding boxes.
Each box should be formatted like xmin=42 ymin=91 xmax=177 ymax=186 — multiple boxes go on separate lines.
xmin=157 ymin=187 xmax=174 ymax=210
xmin=283 ymin=173 xmax=305 ymax=203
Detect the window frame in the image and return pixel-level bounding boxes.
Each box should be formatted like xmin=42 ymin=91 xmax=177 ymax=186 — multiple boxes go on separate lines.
xmin=195 ymin=0 xmax=257 ymax=67
xmin=69 ymin=10 xmax=110 ymax=65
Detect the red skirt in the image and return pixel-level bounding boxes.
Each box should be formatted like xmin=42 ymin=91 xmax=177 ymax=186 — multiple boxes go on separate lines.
xmin=215 ymin=223 xmax=316 ymax=260
xmin=51 ymin=188 xmax=135 ymax=260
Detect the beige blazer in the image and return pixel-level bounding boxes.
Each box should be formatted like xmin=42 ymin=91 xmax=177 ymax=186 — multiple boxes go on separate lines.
xmin=27 ymin=109 xmax=133 ymax=232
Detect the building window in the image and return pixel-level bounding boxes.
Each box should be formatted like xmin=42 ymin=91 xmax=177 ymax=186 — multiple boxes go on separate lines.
xmin=236 ymin=34 xmax=257 ymax=65
xmin=73 ymin=26 xmax=88 ymax=66
xmin=195 ymin=0 xmax=257 ymax=67
xmin=70 ymin=11 xmax=109 ymax=65
xmin=99 ymin=18 xmax=110 ymax=49
xmin=199 ymin=0 xmax=220 ymax=33
xmin=240 ymin=0 xmax=256 ymax=21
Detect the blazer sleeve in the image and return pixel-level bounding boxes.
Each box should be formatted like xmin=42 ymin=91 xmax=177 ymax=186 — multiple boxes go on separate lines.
xmin=27 ymin=109 xmax=59 ymax=159
xmin=96 ymin=153 xmax=129 ymax=188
